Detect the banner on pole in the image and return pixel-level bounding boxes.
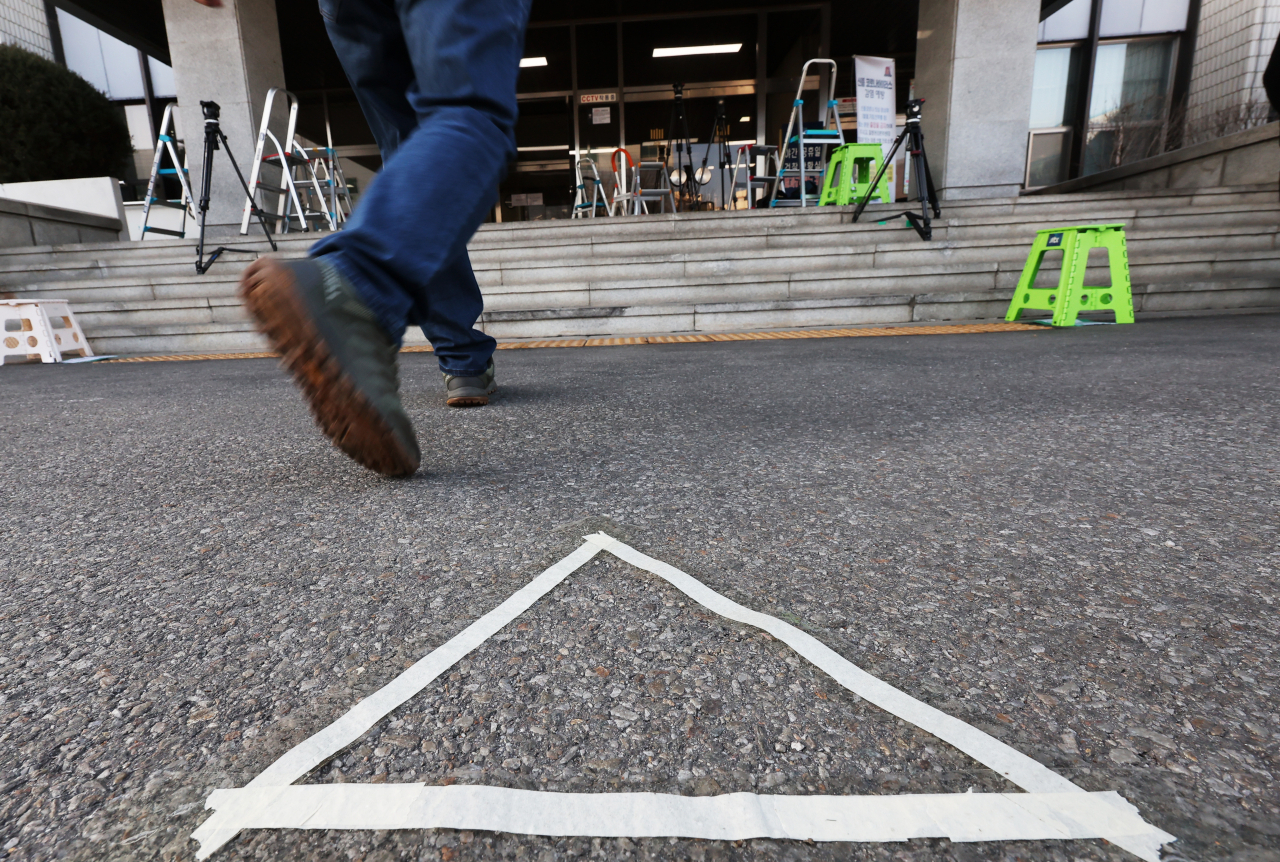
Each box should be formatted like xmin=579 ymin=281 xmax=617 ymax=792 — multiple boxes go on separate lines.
xmin=854 ymin=56 xmax=896 ymax=160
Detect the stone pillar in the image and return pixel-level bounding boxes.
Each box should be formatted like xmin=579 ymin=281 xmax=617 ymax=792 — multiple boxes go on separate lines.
xmin=160 ymin=0 xmax=286 ymax=233
xmin=914 ymin=0 xmax=1040 ymax=200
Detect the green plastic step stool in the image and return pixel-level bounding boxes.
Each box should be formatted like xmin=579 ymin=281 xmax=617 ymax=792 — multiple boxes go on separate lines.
xmin=819 ymin=143 xmax=892 ymax=207
xmin=1004 ymin=223 xmax=1134 ymax=327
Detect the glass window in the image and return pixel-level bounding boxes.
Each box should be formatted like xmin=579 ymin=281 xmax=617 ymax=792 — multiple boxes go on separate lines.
xmin=519 ymin=26 xmax=571 ymax=93
xmin=1030 ymin=46 xmax=1080 ymax=128
xmin=576 ymin=23 xmax=618 ymax=90
xmin=1088 ymin=40 xmax=1174 ymax=122
xmin=57 ymin=9 xmax=110 ymax=94
xmin=99 ymin=28 xmax=144 ymax=100
xmin=1133 ymin=0 xmax=1191 ymax=35
xmin=1038 ymin=0 xmax=1090 ymax=42
xmin=148 ymin=57 xmax=176 ymax=99
xmin=56 ymin=7 xmax=144 ymax=100
xmin=1099 ymin=0 xmax=1190 ymax=37
xmin=1027 ymin=129 xmax=1072 ymax=186
xmin=123 ymin=103 xmax=153 ymax=150
xmin=1084 ymin=38 xmax=1175 ymax=173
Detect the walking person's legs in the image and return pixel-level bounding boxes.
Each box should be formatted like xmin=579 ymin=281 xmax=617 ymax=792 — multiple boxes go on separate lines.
xmin=238 ymin=0 xmax=528 ymax=476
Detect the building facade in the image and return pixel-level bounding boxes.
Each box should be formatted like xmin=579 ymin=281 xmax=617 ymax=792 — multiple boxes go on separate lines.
xmin=2 ymin=0 xmax=1276 ymax=226
xmin=0 ymin=0 xmax=55 ymax=59
xmin=1187 ymin=0 xmax=1280 ymax=138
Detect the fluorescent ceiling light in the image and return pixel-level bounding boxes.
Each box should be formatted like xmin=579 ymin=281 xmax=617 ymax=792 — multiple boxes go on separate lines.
xmin=739 ymin=116 xmax=751 ymax=122
xmin=653 ymin=43 xmax=742 ymax=58
xmin=520 ymin=57 xmax=547 ymax=67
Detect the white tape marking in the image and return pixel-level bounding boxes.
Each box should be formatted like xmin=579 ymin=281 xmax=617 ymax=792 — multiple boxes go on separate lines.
xmin=191 ymin=540 xmax=602 ymax=856
xmin=202 ymin=785 xmax=1163 ymax=844
xmin=191 ymin=533 xmax=1175 ymax=861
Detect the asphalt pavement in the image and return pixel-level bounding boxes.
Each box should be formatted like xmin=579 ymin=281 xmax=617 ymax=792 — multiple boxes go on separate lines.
xmin=1 ymin=315 xmax=1277 ymax=862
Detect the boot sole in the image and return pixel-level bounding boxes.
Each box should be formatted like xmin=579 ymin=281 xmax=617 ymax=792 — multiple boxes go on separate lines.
xmin=445 ymin=380 xmax=497 ymax=408
xmin=446 ymin=388 xmax=496 ymax=408
xmin=239 ymin=258 xmax=419 ymax=477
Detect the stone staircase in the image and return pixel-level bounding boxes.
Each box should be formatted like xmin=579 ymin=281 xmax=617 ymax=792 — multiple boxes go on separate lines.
xmin=0 ymin=183 xmax=1276 ymax=355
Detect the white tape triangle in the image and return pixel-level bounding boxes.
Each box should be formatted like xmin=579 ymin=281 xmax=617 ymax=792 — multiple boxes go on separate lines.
xmin=190 ymin=533 xmax=1175 ymax=860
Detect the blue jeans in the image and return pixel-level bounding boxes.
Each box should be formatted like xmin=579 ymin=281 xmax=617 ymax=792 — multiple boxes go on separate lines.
xmin=311 ymin=0 xmax=530 ymax=375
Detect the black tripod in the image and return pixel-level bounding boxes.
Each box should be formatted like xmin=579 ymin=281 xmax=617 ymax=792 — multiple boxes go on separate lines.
xmin=698 ymin=98 xmax=732 ymax=210
xmin=851 ymin=98 xmax=940 ymax=241
xmin=195 ymin=100 xmax=276 ymax=274
xmin=665 ymin=84 xmax=696 ymax=211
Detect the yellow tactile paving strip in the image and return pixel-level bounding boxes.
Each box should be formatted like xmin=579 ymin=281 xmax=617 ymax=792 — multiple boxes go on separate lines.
xmin=104 ymin=322 xmax=1043 ymax=363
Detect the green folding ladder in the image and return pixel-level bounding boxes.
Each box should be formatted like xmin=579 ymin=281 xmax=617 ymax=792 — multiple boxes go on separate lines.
xmin=819 ymin=142 xmax=891 ymax=207
xmin=1004 ymin=223 xmax=1134 ymax=327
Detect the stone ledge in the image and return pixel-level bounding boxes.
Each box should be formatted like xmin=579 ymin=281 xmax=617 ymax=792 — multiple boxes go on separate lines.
xmin=0 ymin=196 xmax=123 ymax=231
xmin=1028 ymin=123 xmax=1279 ymax=195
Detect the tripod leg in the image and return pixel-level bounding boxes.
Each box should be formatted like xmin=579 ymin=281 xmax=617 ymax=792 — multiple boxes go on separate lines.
xmin=852 ymin=130 xmax=907 ymax=222
xmin=909 ymin=136 xmax=932 ymax=241
xmin=195 ymin=126 xmax=218 ymax=274
xmin=918 ymin=132 xmax=940 ymax=217
xmin=219 ymin=130 xmax=278 ymax=251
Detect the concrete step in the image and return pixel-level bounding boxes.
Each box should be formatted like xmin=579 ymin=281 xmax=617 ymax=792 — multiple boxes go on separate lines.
xmin=6 ymin=204 xmax=1273 ymax=294
xmin=59 ymin=246 xmax=1280 ymax=339
xmin=4 ymin=183 xmax=1276 ymax=354
xmin=11 ymin=221 xmax=1274 ymax=306
xmin=2 ymin=182 xmax=1269 ymax=268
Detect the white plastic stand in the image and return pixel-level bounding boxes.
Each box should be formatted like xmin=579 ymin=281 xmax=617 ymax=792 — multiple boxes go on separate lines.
xmin=0 ymin=300 xmax=93 ymax=365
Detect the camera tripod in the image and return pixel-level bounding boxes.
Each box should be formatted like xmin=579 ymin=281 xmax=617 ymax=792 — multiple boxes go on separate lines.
xmin=698 ymin=98 xmax=732 ymax=209
xmin=665 ymin=84 xmax=696 ymax=211
xmin=851 ymin=98 xmax=940 ymax=241
xmin=195 ymin=100 xmax=276 ymax=275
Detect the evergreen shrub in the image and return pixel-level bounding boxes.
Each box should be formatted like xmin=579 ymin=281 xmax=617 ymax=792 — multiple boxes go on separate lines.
xmin=0 ymin=44 xmax=132 ymax=184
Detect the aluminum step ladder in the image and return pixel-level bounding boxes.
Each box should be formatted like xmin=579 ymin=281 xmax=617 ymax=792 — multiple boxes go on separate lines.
xmin=572 ymin=156 xmax=610 ymax=218
xmin=606 ymin=149 xmax=676 ymax=216
xmin=297 ymin=144 xmax=354 ymax=227
xmin=728 ymin=143 xmax=778 ymax=210
xmin=771 ymin=59 xmax=844 ymax=208
xmin=139 ymin=103 xmax=195 ymax=239
xmin=608 ymin=149 xmax=639 ymax=216
xmin=240 ymin=88 xmax=335 ymax=235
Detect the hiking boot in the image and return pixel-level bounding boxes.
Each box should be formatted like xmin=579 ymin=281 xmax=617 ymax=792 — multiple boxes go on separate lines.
xmin=238 ymin=256 xmax=421 ymax=477
xmin=443 ymin=359 xmax=497 ymax=407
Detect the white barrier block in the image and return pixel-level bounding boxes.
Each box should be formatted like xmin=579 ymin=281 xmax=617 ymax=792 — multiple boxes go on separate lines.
xmin=0 ymin=300 xmax=93 ymax=364
xmin=0 ymin=301 xmax=58 ymax=365
xmin=33 ymin=300 xmax=93 ymax=359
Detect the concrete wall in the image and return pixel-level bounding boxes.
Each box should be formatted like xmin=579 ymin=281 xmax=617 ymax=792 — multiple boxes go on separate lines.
xmin=0 ymin=177 xmax=130 ymax=240
xmin=160 ymin=0 xmax=287 ymax=233
xmin=0 ymin=0 xmax=53 ymax=59
xmin=1027 ymin=121 xmax=1278 ymax=193
xmin=0 ymin=197 xmax=123 ymax=249
xmin=916 ymin=0 xmax=1041 ymax=200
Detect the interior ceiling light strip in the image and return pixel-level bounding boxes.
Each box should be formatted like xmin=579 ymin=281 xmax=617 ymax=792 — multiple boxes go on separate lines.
xmin=653 ymin=43 xmax=742 ymax=57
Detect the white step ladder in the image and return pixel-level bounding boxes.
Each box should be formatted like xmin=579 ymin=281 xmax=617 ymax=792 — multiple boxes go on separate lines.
xmin=572 ymin=156 xmax=610 ymax=219
xmin=1 ymin=301 xmax=93 ymax=365
xmin=139 ymin=103 xmax=196 ymax=239
xmin=728 ymin=143 xmax=778 ymax=209
xmin=240 ymin=88 xmax=336 ymax=235
xmin=608 ymin=149 xmax=676 ymax=216
xmin=608 ymin=149 xmax=639 ymax=216
xmin=771 ymin=59 xmax=844 ymax=208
